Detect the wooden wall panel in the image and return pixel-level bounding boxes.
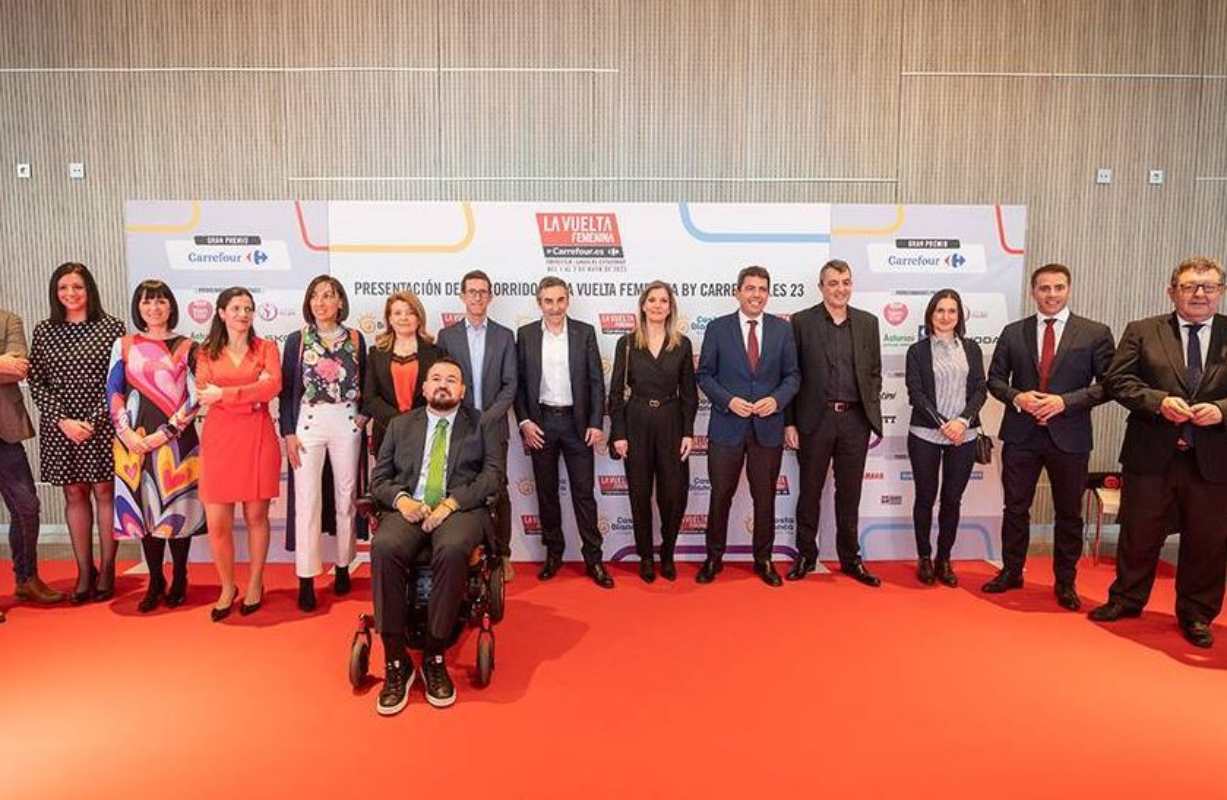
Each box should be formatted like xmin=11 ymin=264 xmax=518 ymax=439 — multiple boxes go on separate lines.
xmin=439 ymin=0 xmax=603 ymax=68
xmin=281 ymin=0 xmax=437 ymax=67
xmin=126 ymin=0 xmax=285 ymax=67
xmin=0 ymin=0 xmax=130 ymax=68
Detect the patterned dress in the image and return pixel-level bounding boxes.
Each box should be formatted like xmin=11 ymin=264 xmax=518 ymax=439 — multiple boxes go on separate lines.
xmin=106 ymin=334 xmax=205 ymax=540
xmin=28 ymin=314 xmax=125 ymax=485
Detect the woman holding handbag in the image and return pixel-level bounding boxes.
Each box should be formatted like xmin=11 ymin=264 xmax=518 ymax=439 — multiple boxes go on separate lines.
xmin=904 ymin=289 xmax=987 ymax=588
xmin=608 ymin=281 xmax=698 ymax=583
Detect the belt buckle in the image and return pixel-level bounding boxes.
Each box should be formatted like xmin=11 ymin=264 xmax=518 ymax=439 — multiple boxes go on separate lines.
xmin=833 ymin=401 xmax=847 ymax=412
xmin=648 ymin=399 xmax=661 ymax=408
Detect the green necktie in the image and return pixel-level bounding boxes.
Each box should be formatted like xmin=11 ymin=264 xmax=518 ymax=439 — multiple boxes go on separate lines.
xmin=423 ymin=418 xmax=449 ymax=507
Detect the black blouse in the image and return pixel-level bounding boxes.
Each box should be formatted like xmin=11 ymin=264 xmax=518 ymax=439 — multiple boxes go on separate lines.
xmin=608 ymin=334 xmax=699 ymax=441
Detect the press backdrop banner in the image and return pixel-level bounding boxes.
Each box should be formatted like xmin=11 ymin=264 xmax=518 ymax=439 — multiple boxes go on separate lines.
xmin=126 ymin=201 xmax=1026 ymax=563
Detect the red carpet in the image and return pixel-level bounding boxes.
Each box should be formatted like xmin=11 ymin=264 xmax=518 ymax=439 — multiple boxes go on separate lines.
xmin=2 ymin=557 xmax=1225 ymax=799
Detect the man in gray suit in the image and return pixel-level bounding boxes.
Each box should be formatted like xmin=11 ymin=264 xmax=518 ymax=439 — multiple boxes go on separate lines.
xmin=0 ymin=308 xmax=66 ymax=621
xmin=436 ymin=269 xmax=517 ymax=581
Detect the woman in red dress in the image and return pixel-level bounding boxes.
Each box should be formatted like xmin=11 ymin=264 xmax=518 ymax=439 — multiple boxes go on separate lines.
xmin=195 ymin=287 xmax=282 ymax=621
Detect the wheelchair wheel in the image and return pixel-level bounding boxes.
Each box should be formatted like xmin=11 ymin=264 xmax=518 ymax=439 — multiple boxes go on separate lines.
xmin=488 ymin=563 xmax=505 ymax=623
xmin=349 ymin=633 xmax=371 ymax=689
xmin=475 ymin=630 xmax=495 ymax=687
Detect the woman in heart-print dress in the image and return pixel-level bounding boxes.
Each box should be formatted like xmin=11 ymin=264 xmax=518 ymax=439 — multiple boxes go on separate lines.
xmin=106 ymin=281 xmax=204 ymax=613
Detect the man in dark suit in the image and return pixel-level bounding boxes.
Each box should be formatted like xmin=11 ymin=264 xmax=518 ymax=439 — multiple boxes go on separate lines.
xmin=436 ymin=269 xmax=518 ymax=582
xmin=514 ymin=276 xmax=612 ymax=588
xmin=784 ymin=259 xmax=883 ymax=586
xmin=696 ymin=265 xmax=800 ymax=587
xmin=984 ymin=263 xmax=1115 ymax=610
xmin=369 ymin=356 xmax=505 ymax=714
xmin=1089 ymin=256 xmax=1227 ymax=648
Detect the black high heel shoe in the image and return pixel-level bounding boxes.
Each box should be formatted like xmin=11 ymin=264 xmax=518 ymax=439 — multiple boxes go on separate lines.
xmin=165 ymin=574 xmax=188 ymax=608
xmin=137 ymin=577 xmax=166 ymax=613
xmin=210 ymin=585 xmax=239 ymax=622
xmin=240 ymin=584 xmax=264 ymax=617
xmin=93 ymin=563 xmax=117 ymax=602
xmin=70 ymin=566 xmax=98 ymax=605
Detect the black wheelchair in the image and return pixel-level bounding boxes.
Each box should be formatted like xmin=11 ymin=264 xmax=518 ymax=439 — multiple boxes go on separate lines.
xmin=347 ymin=496 xmax=505 ymax=690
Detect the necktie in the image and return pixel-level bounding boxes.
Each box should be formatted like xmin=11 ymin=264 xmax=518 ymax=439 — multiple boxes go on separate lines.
xmin=1183 ymin=324 xmax=1204 ymax=447
xmin=747 ymin=319 xmax=760 ymax=373
xmin=423 ymin=418 xmax=449 ymax=507
xmin=1038 ymin=318 xmax=1056 ymax=392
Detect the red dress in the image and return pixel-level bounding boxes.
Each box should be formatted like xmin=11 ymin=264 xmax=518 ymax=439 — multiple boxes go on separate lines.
xmin=196 ymin=338 xmax=283 ymax=503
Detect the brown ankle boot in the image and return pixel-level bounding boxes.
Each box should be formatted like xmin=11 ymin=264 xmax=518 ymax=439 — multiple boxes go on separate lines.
xmin=16 ymin=575 xmax=66 ymax=604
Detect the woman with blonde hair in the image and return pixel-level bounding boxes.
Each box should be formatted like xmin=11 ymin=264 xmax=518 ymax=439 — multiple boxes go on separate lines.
xmin=362 ymin=290 xmax=442 ymax=454
xmin=608 ymin=281 xmax=698 ymax=582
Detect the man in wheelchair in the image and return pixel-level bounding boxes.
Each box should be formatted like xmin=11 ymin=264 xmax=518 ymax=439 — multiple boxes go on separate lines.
xmin=369 ymin=356 xmax=505 ymax=715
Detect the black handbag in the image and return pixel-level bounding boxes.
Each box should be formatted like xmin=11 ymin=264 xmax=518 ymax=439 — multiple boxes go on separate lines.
xmin=973 ymin=432 xmax=994 ymax=465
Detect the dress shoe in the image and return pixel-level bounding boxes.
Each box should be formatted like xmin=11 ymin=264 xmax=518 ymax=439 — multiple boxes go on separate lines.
xmin=917 ymin=557 xmax=935 ymax=585
xmin=754 ymin=561 xmax=783 ymax=587
xmin=786 ymin=558 xmax=817 ymax=582
xmin=980 ymin=569 xmax=1023 ymax=594
xmin=240 ymin=584 xmax=264 ymax=617
xmin=501 ymin=557 xmax=515 ymax=583
xmin=840 ymin=559 xmax=881 ymax=587
xmin=69 ymin=566 xmax=98 ymax=605
xmin=537 ymin=554 xmax=562 ymax=581
xmin=15 ymin=576 xmax=66 ymax=604
xmin=1054 ymin=581 xmax=1081 ymax=611
xmin=138 ymin=578 xmax=166 ymax=614
xmin=165 ymin=576 xmax=188 ymax=608
xmin=659 ymin=558 xmax=677 ymax=582
xmin=695 ymin=558 xmax=723 ymax=584
xmin=1180 ymin=619 xmax=1214 ymax=649
xmin=333 ymin=566 xmax=351 ymax=596
xmin=638 ymin=559 xmax=656 ymax=584
xmin=93 ymin=563 xmax=117 ymax=602
xmin=586 ymin=561 xmax=615 ymax=589
xmin=210 ymin=586 xmax=239 ymax=622
xmin=297 ymin=577 xmax=317 ymax=612
xmin=1088 ymin=599 xmax=1143 ymax=622
xmin=935 ymin=559 xmax=958 ymax=588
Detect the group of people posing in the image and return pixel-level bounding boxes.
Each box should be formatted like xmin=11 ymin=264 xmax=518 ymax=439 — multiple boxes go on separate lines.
xmin=3 ymin=255 xmax=1227 ymax=714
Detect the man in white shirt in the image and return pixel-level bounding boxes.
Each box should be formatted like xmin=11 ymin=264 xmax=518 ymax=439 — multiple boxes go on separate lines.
xmin=514 ymin=277 xmax=612 ymax=588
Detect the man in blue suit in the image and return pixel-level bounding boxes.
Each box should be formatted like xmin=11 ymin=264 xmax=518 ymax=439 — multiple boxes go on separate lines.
xmin=696 ymin=265 xmax=801 ymax=586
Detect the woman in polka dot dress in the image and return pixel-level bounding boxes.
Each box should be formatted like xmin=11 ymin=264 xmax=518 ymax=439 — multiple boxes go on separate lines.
xmin=27 ymin=263 xmax=125 ymax=603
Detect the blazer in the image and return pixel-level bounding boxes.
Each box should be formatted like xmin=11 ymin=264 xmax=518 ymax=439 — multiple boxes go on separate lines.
xmin=514 ymin=317 xmax=605 ymax=437
xmin=607 ymin=334 xmax=699 ymax=442
xmin=0 ymin=309 xmax=35 ymax=444
xmin=905 ymin=337 xmax=987 ymax=430
xmin=987 ymin=312 xmax=1115 ymax=454
xmin=785 ymin=303 xmax=883 ymax=436
xmin=362 ymin=336 xmax=443 ymax=451
xmin=435 ymin=317 xmax=517 ymax=432
xmin=278 ymin=327 xmax=369 ymax=437
xmin=369 ymin=404 xmax=505 ymax=513
xmin=1107 ymin=312 xmax=1227 ymax=482
xmin=697 ymin=312 xmax=800 ymax=448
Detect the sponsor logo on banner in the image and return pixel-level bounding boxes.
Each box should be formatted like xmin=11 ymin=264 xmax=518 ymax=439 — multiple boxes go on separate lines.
xmin=883 ymin=302 xmax=908 ymax=326
xmin=257 ymin=302 xmax=279 ymax=322
xmin=864 ymin=471 xmax=885 ymax=480
xmin=601 ymin=356 xmax=613 ymax=378
xmin=880 ymin=495 xmax=904 ymax=506
xmin=441 ymin=312 xmax=464 ymax=328
xmin=690 ymin=476 xmax=712 ymax=492
xmin=690 ymin=316 xmax=717 ymax=335
xmin=521 ymin=515 xmax=543 ymax=535
xmin=516 ymin=478 xmax=535 ymax=496
xmin=743 ymin=515 xmax=796 ymax=534
xmin=690 ymin=435 xmax=709 ymax=455
xmin=900 ymin=471 xmax=914 ymax=481
xmin=165 ymin=237 xmax=292 ymax=272
xmin=598 ymin=475 xmax=629 ymax=496
xmin=357 ymin=313 xmax=379 ymax=336
xmin=187 ymin=299 xmax=213 ymax=324
xmin=597 ymin=516 xmax=611 ymax=535
xmin=599 ymin=313 xmax=636 ymax=335
xmin=697 ymin=396 xmax=712 ymax=412
xmin=680 ymin=514 xmax=708 ymax=534
xmin=535 ymin=212 xmax=626 ymax=272
xmin=867 ymin=240 xmax=986 ymax=274
xmin=775 ymin=475 xmax=790 ymax=496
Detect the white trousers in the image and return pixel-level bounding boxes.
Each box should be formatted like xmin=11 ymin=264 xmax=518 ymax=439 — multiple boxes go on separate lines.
xmin=294 ymin=402 xmax=362 ymax=579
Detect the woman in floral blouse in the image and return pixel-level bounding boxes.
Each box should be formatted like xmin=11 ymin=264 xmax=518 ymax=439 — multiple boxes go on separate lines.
xmin=279 ymin=276 xmax=368 ymax=613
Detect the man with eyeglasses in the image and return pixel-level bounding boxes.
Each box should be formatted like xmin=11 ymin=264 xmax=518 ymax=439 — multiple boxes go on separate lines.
xmin=984 ymin=263 xmax=1115 ymax=609
xmin=437 ymin=270 xmax=518 ymax=581
xmin=1090 ymin=256 xmax=1227 ymax=648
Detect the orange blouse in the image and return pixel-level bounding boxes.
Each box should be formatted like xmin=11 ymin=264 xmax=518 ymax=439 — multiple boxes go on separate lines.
xmin=390 ymin=356 xmax=419 ymax=413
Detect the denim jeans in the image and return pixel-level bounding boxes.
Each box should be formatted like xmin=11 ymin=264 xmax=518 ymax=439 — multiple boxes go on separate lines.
xmin=0 ymin=439 xmax=41 ymax=583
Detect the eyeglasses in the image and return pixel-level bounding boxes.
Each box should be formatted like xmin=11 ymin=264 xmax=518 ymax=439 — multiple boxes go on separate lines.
xmin=463 ymin=289 xmax=491 ymax=298
xmin=1176 ymin=283 xmax=1224 ymax=296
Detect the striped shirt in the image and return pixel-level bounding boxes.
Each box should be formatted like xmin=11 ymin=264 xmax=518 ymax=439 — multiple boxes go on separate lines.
xmin=909 ymin=336 xmax=979 ymax=446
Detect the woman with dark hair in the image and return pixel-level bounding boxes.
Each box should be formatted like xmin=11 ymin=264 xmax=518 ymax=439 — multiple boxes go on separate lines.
xmin=28 ymin=262 xmax=125 ymax=602
xmin=195 ymin=286 xmax=282 ymax=621
xmin=279 ymin=275 xmax=368 ymax=612
xmin=363 ymin=289 xmax=441 ymax=454
xmin=106 ymin=280 xmax=204 ymax=612
xmin=905 ymin=289 xmax=987 ymax=587
xmin=608 ymin=281 xmax=698 ymax=582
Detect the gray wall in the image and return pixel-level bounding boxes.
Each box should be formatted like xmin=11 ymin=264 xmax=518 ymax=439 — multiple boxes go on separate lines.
xmin=2 ymin=0 xmax=1226 ymax=526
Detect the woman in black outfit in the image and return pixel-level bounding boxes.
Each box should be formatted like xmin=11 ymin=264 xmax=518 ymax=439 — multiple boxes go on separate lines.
xmin=363 ymin=290 xmax=442 ymax=455
xmin=905 ymin=289 xmax=986 ymax=588
xmin=608 ymin=281 xmax=698 ymax=583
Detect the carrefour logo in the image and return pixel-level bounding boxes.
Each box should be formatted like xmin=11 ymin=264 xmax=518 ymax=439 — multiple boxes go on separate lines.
xmin=867 ymin=243 xmax=985 ymax=274
xmin=166 ymin=240 xmax=291 ymax=272
xmin=248 ymin=249 xmax=268 ymax=265
xmin=946 ymin=252 xmax=966 ymax=269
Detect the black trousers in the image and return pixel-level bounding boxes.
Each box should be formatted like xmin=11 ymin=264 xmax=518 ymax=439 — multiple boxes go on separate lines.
xmin=907 ymin=433 xmax=977 ymax=560
xmin=1109 ymin=451 xmax=1227 ymax=624
xmin=0 ymin=440 xmax=41 ymax=583
xmin=492 ymin=431 xmax=512 ymax=558
xmin=1000 ymin=428 xmax=1088 ymax=581
xmin=371 ymin=509 xmax=484 ymax=645
xmin=530 ymin=410 xmax=603 ymax=564
xmin=794 ymin=408 xmax=871 ymax=565
xmin=622 ymin=399 xmax=689 ymax=561
xmin=705 ymin=430 xmax=782 ymax=563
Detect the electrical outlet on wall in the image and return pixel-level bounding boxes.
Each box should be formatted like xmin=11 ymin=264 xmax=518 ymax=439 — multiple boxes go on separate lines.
xmin=1096 ymin=168 xmax=1113 ymax=185
xmin=1149 ymin=169 xmax=1165 ymax=185
xmin=16 ymin=163 xmax=31 ymax=179
xmin=68 ymin=162 xmax=85 ymax=180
